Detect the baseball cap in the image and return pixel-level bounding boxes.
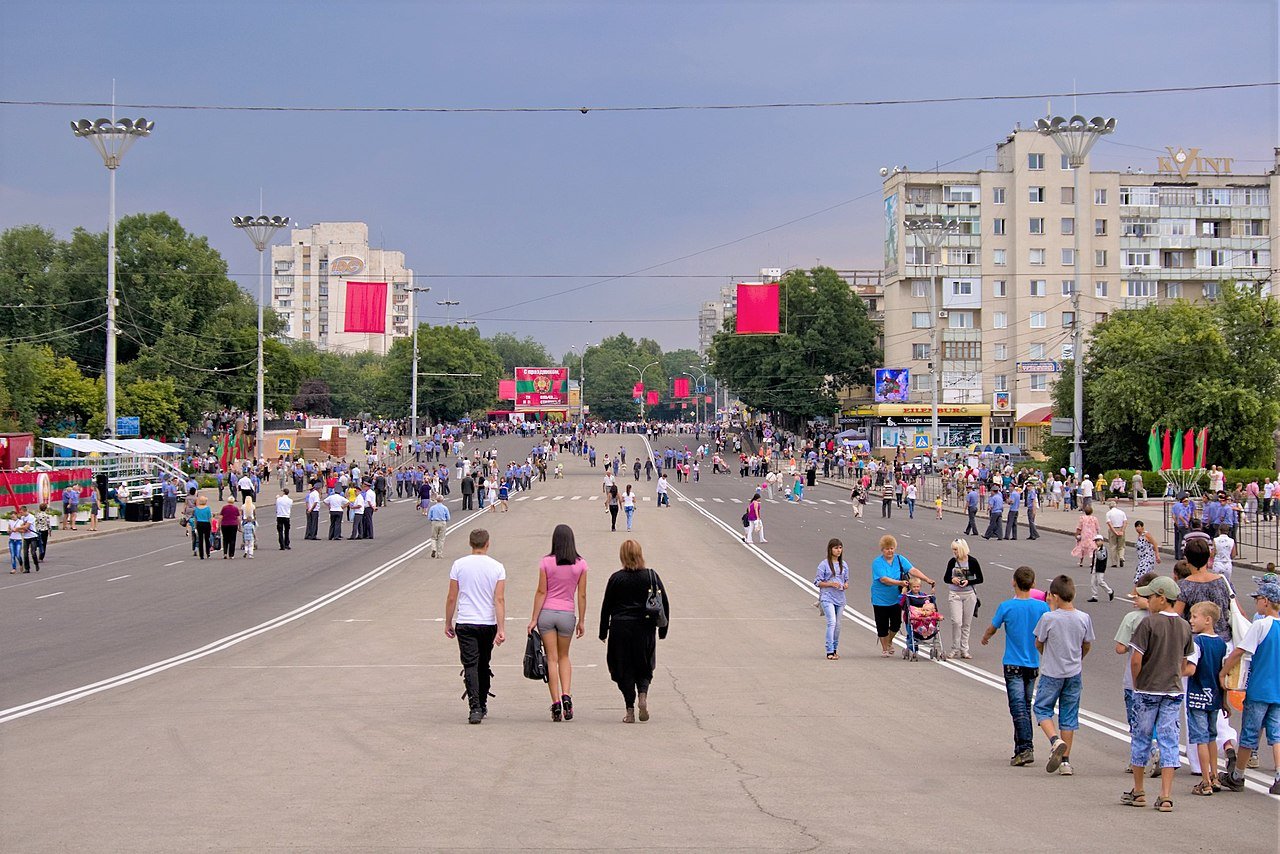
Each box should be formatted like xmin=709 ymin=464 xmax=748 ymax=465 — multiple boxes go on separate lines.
xmin=1093 ymin=533 xmax=1104 ymax=540
xmin=1255 ymin=572 xmax=1278 ymax=587
xmin=1251 ymin=582 xmax=1280 ymax=603
xmin=1135 ymin=576 xmax=1181 ymax=602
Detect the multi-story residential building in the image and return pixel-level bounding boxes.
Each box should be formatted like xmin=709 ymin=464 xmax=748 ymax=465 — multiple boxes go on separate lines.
xmin=270 ymin=222 xmax=415 ymax=355
xmin=697 ymin=285 xmax=736 ymax=358
xmin=872 ymin=130 xmax=1278 ymax=456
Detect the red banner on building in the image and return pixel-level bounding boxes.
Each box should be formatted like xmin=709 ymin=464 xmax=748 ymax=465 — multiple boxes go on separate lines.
xmin=343 ymin=281 xmax=388 ymax=333
xmin=673 ymin=377 xmax=690 ymax=398
xmin=736 ymin=282 xmax=780 ymax=335
xmin=498 ymin=379 xmax=517 ymax=400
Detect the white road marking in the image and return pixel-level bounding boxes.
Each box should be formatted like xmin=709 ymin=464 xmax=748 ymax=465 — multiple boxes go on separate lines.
xmin=215 ymin=663 xmax=598 ymax=669
xmin=642 ymin=496 xmax=651 ymax=501
xmin=331 ymin=619 xmax=372 ymax=623
xmin=514 ymin=496 xmax=530 ymax=502
xmin=996 ymin=564 xmax=1014 ymax=570
xmin=36 ymin=592 xmax=64 ymax=600
xmin=0 ymin=542 xmax=184 ymax=592
xmin=712 ymin=498 xmax=724 ymax=503
xmin=696 ymin=497 xmax=706 ymax=502
xmin=928 ymin=543 xmax=940 ymax=548
xmin=729 ymin=498 xmax=742 ymax=503
xmin=588 ymin=495 xmax=599 ymax=501
xmin=163 ymin=560 xmax=183 ymax=567
xmin=570 ymin=495 xmax=582 ymax=501
xmin=533 ymin=496 xmax=548 ymax=501
xmin=106 ymin=575 xmax=131 ymax=582
xmin=820 ymin=499 xmax=836 ymax=505
xmin=552 ymin=495 xmax=565 ymax=501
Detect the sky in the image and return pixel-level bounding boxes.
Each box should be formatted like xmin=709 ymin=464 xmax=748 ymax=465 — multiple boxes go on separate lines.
xmin=2 ymin=0 xmax=1277 ymax=356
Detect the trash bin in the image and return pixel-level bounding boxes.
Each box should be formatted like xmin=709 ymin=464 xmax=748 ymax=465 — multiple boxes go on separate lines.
xmin=151 ymin=494 xmax=164 ymax=522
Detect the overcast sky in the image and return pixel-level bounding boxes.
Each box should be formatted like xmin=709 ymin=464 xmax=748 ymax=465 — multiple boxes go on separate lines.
xmin=2 ymin=0 xmax=1276 ymax=355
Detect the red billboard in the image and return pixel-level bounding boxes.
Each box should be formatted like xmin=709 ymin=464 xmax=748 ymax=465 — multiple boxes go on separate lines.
xmin=515 ymin=367 xmax=569 ymax=408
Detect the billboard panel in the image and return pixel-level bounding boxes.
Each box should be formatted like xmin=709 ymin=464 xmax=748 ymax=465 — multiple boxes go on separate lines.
xmin=874 ymin=368 xmax=910 ymax=403
xmin=515 ymin=367 xmax=569 ymax=408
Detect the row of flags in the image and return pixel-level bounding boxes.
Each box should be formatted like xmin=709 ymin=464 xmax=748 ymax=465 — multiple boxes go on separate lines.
xmin=631 ymin=383 xmax=714 ymax=406
xmin=1147 ymin=426 xmax=1209 ymax=472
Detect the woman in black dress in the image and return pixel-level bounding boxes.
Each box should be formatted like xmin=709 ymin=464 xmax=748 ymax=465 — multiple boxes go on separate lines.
xmin=599 ymin=539 xmax=670 ymax=723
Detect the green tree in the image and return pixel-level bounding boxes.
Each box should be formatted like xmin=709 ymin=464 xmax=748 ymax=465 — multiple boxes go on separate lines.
xmin=708 ymin=267 xmax=879 ymax=423
xmin=292 ymin=379 xmax=334 ymax=416
xmin=32 ymin=351 xmax=100 ymax=431
xmin=0 ymin=225 xmax=66 ymax=344
xmin=380 ymin=324 xmax=501 ymax=422
xmin=488 ymin=333 xmax=553 ymax=377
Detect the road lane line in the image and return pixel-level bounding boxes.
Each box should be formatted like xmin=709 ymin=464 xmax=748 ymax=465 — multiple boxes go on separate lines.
xmin=0 ymin=543 xmax=184 ymax=592
xmin=552 ymin=495 xmax=565 ymax=501
xmin=163 ymin=560 xmax=183 ymax=567
xmin=533 ymin=496 xmax=548 ymax=501
xmin=712 ymin=498 xmax=724 ymax=503
xmin=35 ymin=592 xmax=64 ymax=600
xmin=106 ymin=575 xmax=131 ymax=582
xmin=570 ymin=496 xmax=582 ymax=501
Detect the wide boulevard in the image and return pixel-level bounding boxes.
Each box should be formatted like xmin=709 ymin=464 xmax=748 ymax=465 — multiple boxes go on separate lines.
xmin=1 ymin=432 xmax=1274 ymax=852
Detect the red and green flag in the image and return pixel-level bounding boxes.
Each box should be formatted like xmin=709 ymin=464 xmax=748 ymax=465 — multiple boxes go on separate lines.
xmin=1160 ymin=428 xmax=1172 ymax=471
xmin=1147 ymin=427 xmax=1161 ymax=472
xmin=1196 ymin=427 xmax=1209 ymax=469
xmin=1181 ymin=428 xmax=1196 ymax=470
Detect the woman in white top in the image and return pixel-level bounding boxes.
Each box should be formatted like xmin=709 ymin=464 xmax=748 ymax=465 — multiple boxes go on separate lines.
xmin=622 ymin=485 xmax=636 ymax=531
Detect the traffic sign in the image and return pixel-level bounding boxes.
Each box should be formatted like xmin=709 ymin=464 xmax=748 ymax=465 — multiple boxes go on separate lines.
xmin=695 ymin=385 xmax=706 ymax=394
xmin=914 ymin=434 xmax=930 ymax=448
xmin=116 ymin=416 xmax=140 ymax=437
xmin=1050 ymin=418 xmax=1074 ymax=437
xmin=277 ymin=437 xmax=293 ymax=453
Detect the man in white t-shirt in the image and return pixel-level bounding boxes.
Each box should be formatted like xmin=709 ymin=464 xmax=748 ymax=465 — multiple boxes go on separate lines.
xmin=1105 ymin=502 xmax=1128 ymax=569
xmin=237 ymin=473 xmax=255 ymax=501
xmin=361 ymin=482 xmax=377 ymax=540
xmin=445 ymin=528 xmax=507 ymax=724
xmin=324 ymin=490 xmax=348 ymax=540
xmin=348 ymin=487 xmax=366 ymax=540
xmin=274 ymin=489 xmax=293 ymax=550
xmin=304 ymin=484 xmax=322 ymax=540
xmin=656 ymin=474 xmax=669 ymax=507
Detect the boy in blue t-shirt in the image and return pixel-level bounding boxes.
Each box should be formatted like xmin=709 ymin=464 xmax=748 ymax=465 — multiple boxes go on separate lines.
xmin=982 ymin=566 xmax=1051 ymax=767
xmin=1219 ymin=581 xmax=1280 ymax=795
xmin=1186 ymin=601 xmax=1227 ymax=796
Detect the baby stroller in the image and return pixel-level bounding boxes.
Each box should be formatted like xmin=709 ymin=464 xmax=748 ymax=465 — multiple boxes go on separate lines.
xmin=901 ymin=588 xmax=946 ymax=662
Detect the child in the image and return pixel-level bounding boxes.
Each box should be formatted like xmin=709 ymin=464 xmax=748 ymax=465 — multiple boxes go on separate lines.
xmin=935 ymin=495 xmax=944 ymax=520
xmin=242 ymin=515 xmax=257 ymax=559
xmin=1033 ymin=575 xmax=1094 ymax=776
xmin=1123 ymin=576 xmax=1195 ymax=812
xmin=1218 ymin=580 xmax=1280 ymax=795
xmin=901 ymin=576 xmax=939 ymax=661
xmin=1186 ymin=601 xmax=1227 ymax=796
xmin=1115 ymin=571 xmax=1159 ymax=776
xmin=1089 ymin=534 xmax=1114 ymax=602
xmin=982 ymin=566 xmax=1050 ymax=767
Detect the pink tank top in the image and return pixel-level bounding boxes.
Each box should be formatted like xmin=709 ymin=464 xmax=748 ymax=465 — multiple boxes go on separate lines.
xmin=540 ymin=556 xmax=588 ymax=612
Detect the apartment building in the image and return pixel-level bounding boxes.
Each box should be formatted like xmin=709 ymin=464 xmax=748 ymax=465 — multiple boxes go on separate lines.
xmin=871 ymin=130 xmax=1278 ymax=455
xmin=270 ymin=222 xmax=415 ymax=355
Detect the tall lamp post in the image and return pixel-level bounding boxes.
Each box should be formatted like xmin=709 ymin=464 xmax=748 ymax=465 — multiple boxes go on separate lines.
xmin=569 ymin=343 xmax=590 ymax=425
xmin=232 ymin=214 xmax=290 ymax=458
xmin=684 ymin=367 xmax=709 ymax=423
xmin=626 ymin=360 xmax=660 ymax=421
xmin=1038 ymin=114 xmax=1116 ymax=476
xmin=70 ymin=116 xmax=154 ymax=438
xmin=904 ymin=216 xmax=960 ymax=459
xmin=406 ymin=285 xmax=432 ymax=447
xmin=437 ymin=298 xmax=459 ymax=324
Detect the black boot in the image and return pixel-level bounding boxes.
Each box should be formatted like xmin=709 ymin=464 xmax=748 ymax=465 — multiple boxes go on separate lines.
xmin=462 ymin=667 xmax=483 ymax=724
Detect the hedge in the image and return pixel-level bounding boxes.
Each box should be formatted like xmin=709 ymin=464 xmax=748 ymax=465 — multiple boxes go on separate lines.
xmin=1092 ymin=469 xmax=1277 ymax=494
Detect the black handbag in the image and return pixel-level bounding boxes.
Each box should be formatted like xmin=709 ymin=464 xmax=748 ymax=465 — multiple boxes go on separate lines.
xmin=645 ymin=569 xmax=669 ymax=628
xmin=523 ymin=630 xmax=548 ymax=682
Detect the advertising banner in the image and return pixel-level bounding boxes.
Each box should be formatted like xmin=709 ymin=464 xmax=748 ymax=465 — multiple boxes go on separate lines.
xmin=873 ymin=368 xmax=910 ymax=403
xmin=515 ymin=367 xmax=569 ymax=408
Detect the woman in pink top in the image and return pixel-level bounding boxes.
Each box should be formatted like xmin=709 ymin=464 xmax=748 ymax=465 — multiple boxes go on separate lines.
xmin=527 ymin=524 xmax=589 ymax=722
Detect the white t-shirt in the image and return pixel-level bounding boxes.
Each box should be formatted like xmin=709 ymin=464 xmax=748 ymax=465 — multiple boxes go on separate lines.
xmin=306 ymin=490 xmax=321 ymax=512
xmin=657 ymin=477 xmax=668 ymax=494
xmin=323 ymin=493 xmax=347 ymax=512
xmin=1239 ymin=614 xmax=1275 ymax=655
xmin=363 ymin=488 xmax=377 ymax=509
xmin=450 ymin=554 xmax=506 ymax=625
xmin=1212 ymin=534 xmax=1235 ymax=572
xmin=238 ymin=476 xmax=253 ymax=492
xmin=1081 ymin=479 xmax=1094 ymax=497
xmin=1105 ymin=507 xmax=1127 ymax=532
xmin=350 ymin=492 xmax=366 ymax=514
xmin=275 ymin=495 xmax=293 ymax=518
xmin=622 ymin=492 xmax=635 ymax=509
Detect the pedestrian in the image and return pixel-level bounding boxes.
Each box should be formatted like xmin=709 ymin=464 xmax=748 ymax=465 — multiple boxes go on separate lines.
xmin=964 ymin=485 xmax=980 ymax=536
xmin=348 ymin=484 xmax=365 ymax=539
xmin=1032 ymin=575 xmax=1095 ymax=777
xmin=599 ymin=539 xmax=669 ymax=723
xmin=242 ymin=508 xmax=257 ymax=559
xmin=305 ymin=482 xmax=321 ymax=540
xmin=362 ymin=481 xmax=377 ymax=539
xmin=428 ymin=495 xmax=450 ymax=558
xmin=33 ymin=503 xmax=51 ymax=562
xmin=1173 ymin=538 xmax=1232 ymax=641
xmin=1072 ymin=505 xmax=1100 ymax=567
xmin=1088 ymin=534 xmax=1115 ymax=603
xmin=870 ymin=534 xmax=935 ymax=657
xmin=881 ymin=478 xmax=893 ymax=518
xmin=656 ymin=474 xmax=669 ymax=507
xmin=606 ymin=483 xmax=620 ymax=531
xmin=850 ymin=485 xmax=865 ymax=519
xmin=1217 ymin=580 xmax=1280 ymax=795
xmin=1004 ymin=486 xmax=1021 ymax=540
xmin=814 ymin=538 xmax=849 ymax=660
xmin=1115 ymin=571 xmax=1159 ymax=777
xmin=745 ymin=493 xmax=765 ymax=544
xmin=981 ymin=566 xmax=1050 ymax=767
xmin=192 ymin=495 xmax=213 ymax=560
xmin=460 ymin=471 xmax=475 ymax=511
xmin=1105 ymin=501 xmax=1128 ymax=569
xmin=324 ymin=489 xmax=347 ymax=540
xmin=13 ymin=506 xmax=39 ymax=573
xmin=86 ymin=486 xmax=99 ymax=532
xmin=275 ymin=488 xmax=293 ymax=550
xmin=1123 ymin=576 xmax=1195 ymax=811
xmin=1185 ymin=601 xmax=1227 ymax=797
xmin=934 ymin=494 xmax=944 ymax=520
xmin=1210 ymin=524 xmax=1236 ymax=584
xmin=944 ymin=538 xmax=984 ymax=659
xmin=622 ymin=484 xmax=636 ymax=531
xmin=1170 ymin=494 xmax=1193 ymax=560
xmin=1026 ymin=481 xmax=1041 ymax=540
xmin=906 ymin=481 xmax=917 ymax=519
xmin=219 ymin=497 xmax=241 ymax=559
xmin=527 ymin=524 xmax=589 ymax=722
xmin=982 ymin=488 xmax=1003 ymax=540
xmin=445 ymin=528 xmax=507 ymax=725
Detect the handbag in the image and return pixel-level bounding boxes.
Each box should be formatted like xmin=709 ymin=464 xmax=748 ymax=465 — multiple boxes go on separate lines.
xmin=523 ymin=630 xmax=548 ymax=682
xmin=645 ymin=568 xmax=669 ymax=628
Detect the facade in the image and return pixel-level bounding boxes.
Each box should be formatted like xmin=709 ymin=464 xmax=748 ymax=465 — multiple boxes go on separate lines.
xmin=875 ymin=131 xmax=1278 ymax=455
xmin=270 ymin=222 xmax=415 ymax=355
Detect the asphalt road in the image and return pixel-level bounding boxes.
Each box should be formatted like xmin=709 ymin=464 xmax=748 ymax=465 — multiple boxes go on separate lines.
xmin=1 ymin=432 xmax=1274 ymax=852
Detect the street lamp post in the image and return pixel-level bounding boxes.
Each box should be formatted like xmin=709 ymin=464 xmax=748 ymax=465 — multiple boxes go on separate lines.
xmin=626 ymin=360 xmax=660 ymax=421
xmin=406 ymin=286 xmax=432 ymax=448
xmin=684 ymin=366 xmax=709 ymax=423
xmin=437 ymin=298 xmax=459 ymax=324
xmin=232 ymin=215 xmax=290 ymax=458
xmin=904 ymin=216 xmax=960 ymax=460
xmin=569 ymin=343 xmax=590 ymax=425
xmin=1038 ymin=114 xmax=1117 ymax=476
xmin=70 ymin=117 xmax=154 ymax=438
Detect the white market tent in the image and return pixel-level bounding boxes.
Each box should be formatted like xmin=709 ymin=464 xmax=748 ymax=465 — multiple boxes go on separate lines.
xmin=41 ymin=437 xmax=184 ymax=455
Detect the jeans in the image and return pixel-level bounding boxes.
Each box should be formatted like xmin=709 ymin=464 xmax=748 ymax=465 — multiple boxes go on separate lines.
xmin=8 ymin=538 xmax=20 ymax=570
xmin=947 ymin=589 xmax=977 ymax=654
xmin=906 ymin=498 xmax=915 ymax=518
xmin=1129 ymin=693 xmax=1182 ymax=768
xmin=1187 ymin=707 xmax=1219 ymax=745
xmin=456 ymin=623 xmax=498 ymax=712
xmin=1033 ymin=673 xmax=1082 ymax=730
xmin=821 ymin=600 xmax=843 ymax=654
xmin=657 ymin=493 xmax=669 ymax=507
xmin=1239 ymin=699 xmax=1280 ymax=750
xmin=624 ymin=506 xmax=634 ymax=530
xmin=1004 ymin=665 xmax=1039 ymax=754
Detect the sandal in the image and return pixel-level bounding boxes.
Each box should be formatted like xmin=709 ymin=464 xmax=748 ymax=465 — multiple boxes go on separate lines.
xmin=1191 ymin=782 xmax=1213 ymax=797
xmin=1120 ymin=789 xmax=1147 ymax=807
xmin=1154 ymin=797 xmax=1173 ymax=812
xmin=826 ymin=653 xmax=839 ymax=660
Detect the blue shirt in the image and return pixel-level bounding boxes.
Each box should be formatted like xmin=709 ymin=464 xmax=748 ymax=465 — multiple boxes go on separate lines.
xmin=1007 ymin=491 xmax=1022 ymax=511
xmin=427 ymin=503 xmax=451 ymax=522
xmin=1244 ymin=616 xmax=1279 ymax=704
xmin=987 ymin=493 xmax=1004 ymax=514
xmin=991 ymin=597 xmax=1051 ymax=667
xmin=1171 ymin=502 xmax=1192 ymax=526
xmin=1187 ymin=633 xmax=1226 ymax=712
xmin=1202 ymin=500 xmax=1221 ymax=527
xmin=965 ymin=490 xmax=979 ymax=509
xmin=870 ymin=554 xmax=913 ymax=607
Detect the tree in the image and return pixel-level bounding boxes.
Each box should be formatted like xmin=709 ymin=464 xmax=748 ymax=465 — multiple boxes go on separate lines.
xmin=379 ymin=324 xmax=502 ymax=422
xmin=292 ymin=379 xmax=334 ymax=416
xmin=0 ymin=225 xmax=66 ymax=345
xmin=488 ymin=333 xmax=552 ymax=377
xmin=708 ymin=267 xmax=879 ymax=423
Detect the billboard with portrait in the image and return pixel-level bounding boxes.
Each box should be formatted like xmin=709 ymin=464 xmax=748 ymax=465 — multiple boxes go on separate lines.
xmin=874 ymin=368 xmax=910 ymax=403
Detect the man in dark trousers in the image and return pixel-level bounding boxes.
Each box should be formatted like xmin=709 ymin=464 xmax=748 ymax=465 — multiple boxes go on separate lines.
xmin=983 ymin=488 xmax=1004 ymax=540
xmin=274 ymin=489 xmax=293 ymax=550
xmin=444 ymin=529 xmax=506 ymax=724
xmin=964 ymin=485 xmax=980 ymax=536
xmin=304 ymin=482 xmax=321 ymax=540
xmin=460 ymin=471 xmax=475 ymax=511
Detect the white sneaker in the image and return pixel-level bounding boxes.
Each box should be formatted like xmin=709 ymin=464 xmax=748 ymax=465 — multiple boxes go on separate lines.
xmin=1058 ymin=761 xmax=1074 ymax=776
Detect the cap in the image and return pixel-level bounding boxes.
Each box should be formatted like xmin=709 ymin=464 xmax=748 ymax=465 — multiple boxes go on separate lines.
xmin=1093 ymin=533 xmax=1104 ymax=540
xmin=1251 ymin=582 xmax=1280 ymax=603
xmin=1256 ymin=572 xmax=1279 ymax=587
xmin=1135 ymin=576 xmax=1181 ymax=602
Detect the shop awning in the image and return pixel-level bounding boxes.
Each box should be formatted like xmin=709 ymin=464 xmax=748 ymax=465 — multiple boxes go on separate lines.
xmin=1017 ymin=406 xmax=1054 ymax=425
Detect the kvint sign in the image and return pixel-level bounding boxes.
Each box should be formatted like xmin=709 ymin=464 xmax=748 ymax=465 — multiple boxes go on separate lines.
xmin=1156 ymin=147 xmax=1234 ymax=178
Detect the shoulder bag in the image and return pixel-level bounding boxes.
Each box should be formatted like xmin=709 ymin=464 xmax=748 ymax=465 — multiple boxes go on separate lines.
xmin=523 ymin=630 xmax=548 ymax=682
xmin=645 ymin=569 xmax=669 ymax=628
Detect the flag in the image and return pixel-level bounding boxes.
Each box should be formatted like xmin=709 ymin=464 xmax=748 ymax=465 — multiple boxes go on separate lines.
xmin=704 ymin=395 xmax=712 ymax=404
xmin=498 ymin=379 xmax=516 ymax=400
xmin=646 ymin=391 xmax=659 ymax=406
xmin=1196 ymin=427 xmax=1209 ymax=469
xmin=632 ymin=382 xmax=644 ymax=400
xmin=343 ymin=281 xmax=388 ymax=333
xmin=1161 ymin=428 xmax=1172 ymax=471
xmin=673 ymin=377 xmax=690 ymax=398
xmin=1170 ymin=429 xmax=1184 ymax=471
xmin=1181 ymin=428 xmax=1196 ymax=470
xmin=681 ymin=402 xmax=688 ymax=409
xmin=735 ymin=282 xmax=780 ymax=334
xmin=1147 ymin=427 xmax=1161 ymax=472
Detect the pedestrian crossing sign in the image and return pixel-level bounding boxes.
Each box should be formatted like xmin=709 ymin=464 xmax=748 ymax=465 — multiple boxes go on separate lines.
xmin=277 ymin=438 xmax=293 ymax=453
xmin=914 ymin=434 xmax=930 ymax=448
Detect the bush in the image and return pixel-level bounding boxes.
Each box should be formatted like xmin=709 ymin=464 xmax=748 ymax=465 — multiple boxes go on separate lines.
xmin=1095 ymin=468 xmax=1278 ymax=496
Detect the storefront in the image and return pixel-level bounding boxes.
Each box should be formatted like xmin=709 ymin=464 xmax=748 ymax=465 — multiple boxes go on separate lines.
xmin=842 ymin=404 xmax=992 ymax=456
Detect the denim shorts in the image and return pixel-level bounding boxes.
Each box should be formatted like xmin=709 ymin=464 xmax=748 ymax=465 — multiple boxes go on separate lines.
xmin=1186 ymin=707 xmax=1219 ymax=745
xmin=1033 ymin=673 xmax=1082 ymax=730
xmin=1239 ymin=699 xmax=1280 ymax=751
xmin=1130 ymin=693 xmax=1183 ymax=768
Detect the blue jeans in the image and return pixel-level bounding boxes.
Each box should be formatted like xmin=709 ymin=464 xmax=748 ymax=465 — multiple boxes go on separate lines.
xmin=8 ymin=538 xmax=20 ymax=570
xmin=624 ymin=506 xmax=634 ymax=530
xmin=1130 ymin=693 xmax=1183 ymax=768
xmin=1004 ymin=665 xmax=1039 ymax=754
xmin=1239 ymin=699 xmax=1280 ymax=751
xmin=821 ymin=600 xmax=843 ymax=654
xmin=1187 ymin=707 xmax=1219 ymax=745
xmin=1033 ymin=673 xmax=1082 ymax=730
xmin=906 ymin=498 xmax=915 ymax=518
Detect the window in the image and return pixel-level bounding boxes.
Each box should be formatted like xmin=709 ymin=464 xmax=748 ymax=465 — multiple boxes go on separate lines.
xmin=1028 ymin=153 xmax=1045 ymax=170
xmin=947 ymin=248 xmax=978 ymax=265
xmin=1094 ymin=188 xmax=1108 ymax=205
xmin=1239 ymin=249 xmax=1270 ymax=268
xmin=993 ymin=248 xmax=1007 ymax=266
xmin=1029 ymin=343 xmax=1046 ymax=359
xmin=1029 ymin=217 xmax=1044 ymax=234
xmin=1094 ymin=249 xmax=1107 ymax=267
xmin=912 ymin=343 xmax=931 ymax=360
xmin=1125 ymin=250 xmax=1153 ymax=267
xmin=958 ymin=217 xmax=980 ymax=236
xmin=994 ymin=343 xmax=1008 ymax=360
xmin=1061 ymin=154 xmax=1071 ymax=171
xmin=1095 ymin=280 xmax=1108 ymax=298
xmin=1165 ymin=281 xmax=1182 ymax=299
xmin=1030 ymin=311 xmax=1047 ymax=328
xmin=1126 ymin=280 xmax=1156 ymax=297
xmin=948 ymin=311 xmax=974 ymax=329
xmin=911 ymin=311 xmax=930 ymax=328
xmin=1062 ymin=311 xmax=1076 ymax=327
xmin=1029 ymin=280 xmax=1046 ymax=297
xmin=911 ymin=374 xmax=931 ymax=392
xmin=943 ymin=341 xmax=981 ymax=360
xmin=1061 ymin=280 xmax=1075 ymax=296
xmin=1197 ymin=188 xmax=1232 ymax=206
xmin=911 ymin=279 xmax=929 ymax=297
xmin=994 ymin=374 xmax=1008 ymax=392
xmin=951 ymin=279 xmax=974 ymax=295
xmin=906 ymin=246 xmax=935 ymax=264
xmin=1163 ymin=250 xmax=1187 ymax=268
xmin=1029 ymin=187 xmax=1045 ymax=203
xmin=1061 ymin=217 xmax=1074 ymax=235
xmin=1120 ymin=187 xmax=1159 ymax=206
xmin=992 ymin=218 xmax=1006 ymax=236
xmin=1061 ymin=187 xmax=1075 ymax=205
xmin=1241 ymin=220 xmax=1266 ymax=236
xmin=1202 ymin=221 xmax=1223 ymax=237
xmin=1165 ymin=219 xmax=1193 ymax=238
xmin=1029 ymin=248 xmax=1046 ymax=265
xmin=992 ymin=187 xmax=1006 ymax=204
xmin=1122 ymin=217 xmax=1157 ymax=237
xmin=1195 ymin=249 xmax=1229 ymax=268
xmin=944 ymin=185 xmax=979 ymax=203
xmin=1061 ymin=248 xmax=1075 ymax=266
xmin=1030 ymin=374 xmax=1047 ymax=391
xmin=993 ymin=279 xmax=1007 ymax=297
xmin=1243 ymin=187 xmax=1270 ymax=206
xmin=993 ymin=311 xmax=1008 ymax=329
xmin=1205 ymin=281 xmax=1221 ymax=300
xmin=1094 ymin=218 xmax=1107 ymax=236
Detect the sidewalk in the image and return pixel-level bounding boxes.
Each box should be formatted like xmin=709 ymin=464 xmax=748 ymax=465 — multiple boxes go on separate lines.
xmin=49 ymin=516 xmax=173 ymax=545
